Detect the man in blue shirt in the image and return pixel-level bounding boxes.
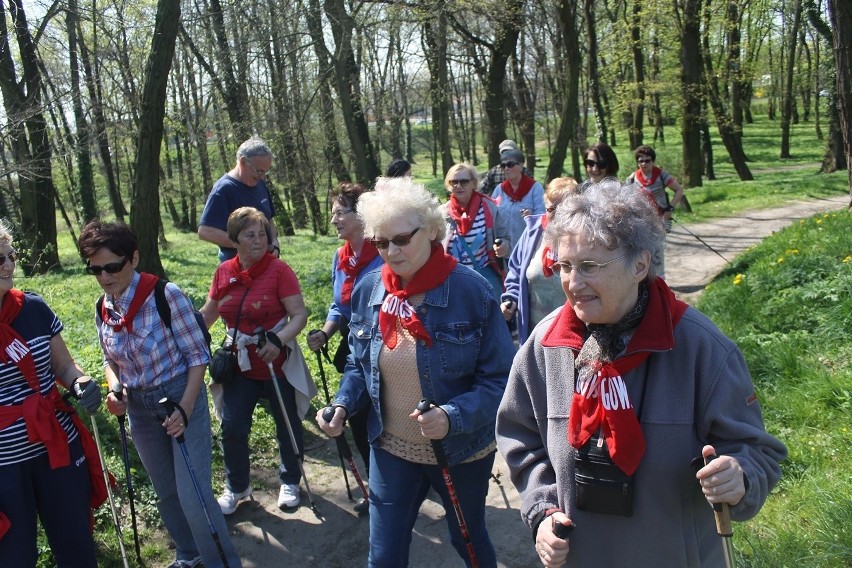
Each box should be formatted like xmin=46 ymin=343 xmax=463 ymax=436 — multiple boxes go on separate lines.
xmin=198 ymin=137 xmax=280 ymax=261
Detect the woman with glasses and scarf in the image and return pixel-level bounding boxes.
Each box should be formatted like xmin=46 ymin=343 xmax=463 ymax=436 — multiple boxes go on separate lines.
xmin=626 ymin=145 xmax=685 ymax=279
xmin=578 ymin=142 xmax=620 ymax=192
xmin=306 ymin=183 xmax=383 ymax=513
xmin=199 ymin=207 xmax=312 ymax=516
xmin=495 ymin=181 xmax=786 ymax=568
xmin=317 ymin=177 xmax=515 ymax=567
xmin=500 ymin=177 xmax=577 ymax=345
xmin=79 ymin=220 xmax=242 ymax=568
xmin=0 ymin=221 xmax=103 ymax=567
xmin=440 ymin=163 xmax=510 ymax=301
xmin=490 ymin=149 xmax=545 ymax=248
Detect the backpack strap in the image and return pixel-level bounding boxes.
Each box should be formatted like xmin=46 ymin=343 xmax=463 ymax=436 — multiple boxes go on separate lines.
xmin=153 ymin=279 xmax=172 ymax=331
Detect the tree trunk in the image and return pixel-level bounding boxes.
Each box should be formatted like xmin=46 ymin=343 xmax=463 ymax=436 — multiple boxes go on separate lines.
xmin=423 ymin=6 xmax=453 ymax=175
xmin=828 ymin=0 xmax=852 ymax=202
xmin=67 ymin=0 xmax=98 ymax=223
xmin=679 ymin=0 xmax=704 ymax=187
xmin=726 ymin=0 xmax=745 ymax=152
xmin=629 ymin=0 xmax=645 ymax=149
xmin=781 ymin=0 xmax=803 ymax=158
xmin=546 ymin=0 xmax=581 ymax=184
xmin=584 ymin=0 xmax=608 ymax=144
xmin=323 ymin=0 xmax=381 ymax=185
xmin=0 ymin=0 xmax=60 ymax=273
xmin=131 ymin=0 xmax=181 ymax=277
xmin=206 ymin=0 xmax=251 ymax=140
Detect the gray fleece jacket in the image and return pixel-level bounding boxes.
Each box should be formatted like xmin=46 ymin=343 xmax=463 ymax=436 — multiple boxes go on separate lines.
xmin=496 ymin=300 xmax=786 ymax=567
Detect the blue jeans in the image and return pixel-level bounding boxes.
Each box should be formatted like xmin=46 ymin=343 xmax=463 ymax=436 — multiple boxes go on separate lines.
xmin=128 ymin=377 xmax=241 ymax=568
xmin=221 ymin=372 xmax=304 ymax=491
xmin=0 ymin=436 xmax=96 ymax=567
xmin=367 ymin=446 xmax=496 ymax=568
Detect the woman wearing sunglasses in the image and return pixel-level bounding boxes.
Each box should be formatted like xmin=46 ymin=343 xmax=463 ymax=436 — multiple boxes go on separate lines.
xmin=501 ymin=177 xmax=578 ymax=345
xmin=0 ymin=221 xmax=103 ymax=567
xmin=79 ymin=221 xmax=242 ymax=568
xmin=317 ymin=177 xmax=515 ymax=567
xmin=579 ymin=142 xmax=620 ymax=192
xmin=440 ymin=163 xmax=510 ymax=301
xmin=306 ymin=182 xmax=383 ymax=512
xmin=625 ymin=145 xmax=685 ymax=279
xmin=490 ymin=148 xmax=545 ymax=248
xmin=496 ymin=181 xmax=785 ymax=567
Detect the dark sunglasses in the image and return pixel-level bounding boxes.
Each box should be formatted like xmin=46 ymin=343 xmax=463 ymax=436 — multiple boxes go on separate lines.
xmin=0 ymin=251 xmax=17 ymax=265
xmin=584 ymin=159 xmax=607 ymax=169
xmin=546 ymin=205 xmax=558 ymax=213
xmin=370 ymin=227 xmax=420 ymax=250
xmin=449 ymin=178 xmax=472 ymax=187
xmin=85 ymin=257 xmax=130 ymax=276
xmin=637 ymin=158 xmax=653 ymax=164
xmin=500 ymin=161 xmax=518 ymax=169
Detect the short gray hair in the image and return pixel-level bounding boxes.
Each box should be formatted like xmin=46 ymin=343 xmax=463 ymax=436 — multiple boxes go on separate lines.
xmin=236 ymin=137 xmax=274 ymax=162
xmin=358 ymin=177 xmax=446 ymax=243
xmin=545 ymin=179 xmax=664 ymax=280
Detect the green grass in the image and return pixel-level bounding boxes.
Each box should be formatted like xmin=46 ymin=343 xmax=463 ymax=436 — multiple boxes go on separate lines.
xmin=697 ymin=210 xmax=852 ymax=567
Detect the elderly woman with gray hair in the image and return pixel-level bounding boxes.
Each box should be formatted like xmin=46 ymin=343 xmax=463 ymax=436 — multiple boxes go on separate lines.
xmin=317 ymin=177 xmax=515 ymax=567
xmin=495 ymin=181 xmax=786 ymax=567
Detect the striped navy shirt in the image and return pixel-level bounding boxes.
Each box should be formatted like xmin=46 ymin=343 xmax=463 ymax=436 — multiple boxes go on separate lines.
xmin=0 ymin=293 xmax=77 ymax=466
xmin=447 ymin=205 xmax=490 ymax=269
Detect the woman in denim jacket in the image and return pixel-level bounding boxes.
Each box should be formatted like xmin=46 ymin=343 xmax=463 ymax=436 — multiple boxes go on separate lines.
xmin=317 ymin=177 xmax=515 ymax=568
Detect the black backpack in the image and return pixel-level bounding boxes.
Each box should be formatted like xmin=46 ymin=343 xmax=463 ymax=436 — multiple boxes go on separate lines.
xmin=96 ymin=279 xmax=212 ymax=349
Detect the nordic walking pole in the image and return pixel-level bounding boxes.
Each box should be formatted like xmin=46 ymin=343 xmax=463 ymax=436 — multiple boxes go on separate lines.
xmin=309 ymin=330 xmax=353 ymax=500
xmin=321 ymin=406 xmax=369 ymax=504
xmin=112 ymin=387 xmax=143 ymax=565
xmin=415 ymin=399 xmax=479 ymax=568
xmin=703 ymin=449 xmax=737 ymax=568
xmin=258 ymin=332 xmax=319 ymax=513
xmin=159 ymin=398 xmax=230 ymax=568
xmin=71 ymin=380 xmax=130 ymax=568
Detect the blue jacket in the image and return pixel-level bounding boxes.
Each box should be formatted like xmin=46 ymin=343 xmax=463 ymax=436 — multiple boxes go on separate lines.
xmin=334 ymin=264 xmax=515 ymax=466
xmin=502 ymin=214 xmax=545 ymax=344
xmin=326 ymin=247 xmax=384 ymax=326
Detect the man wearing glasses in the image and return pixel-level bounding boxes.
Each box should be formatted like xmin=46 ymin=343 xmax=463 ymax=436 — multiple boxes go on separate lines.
xmin=199 ymin=137 xmax=280 ymax=262
xmin=479 ymin=139 xmax=530 ymax=196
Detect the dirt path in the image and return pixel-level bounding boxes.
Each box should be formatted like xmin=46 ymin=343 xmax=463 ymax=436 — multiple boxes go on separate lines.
xmin=193 ymin=194 xmax=848 ymax=568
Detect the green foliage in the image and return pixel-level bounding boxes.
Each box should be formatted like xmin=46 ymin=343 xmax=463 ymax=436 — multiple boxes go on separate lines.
xmin=697 ymin=210 xmax=852 ymax=567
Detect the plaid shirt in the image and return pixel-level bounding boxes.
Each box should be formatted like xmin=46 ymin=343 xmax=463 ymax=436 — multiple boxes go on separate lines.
xmin=98 ymin=272 xmax=210 ymax=389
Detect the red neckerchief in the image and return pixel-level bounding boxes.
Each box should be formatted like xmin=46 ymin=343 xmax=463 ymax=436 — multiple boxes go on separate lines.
xmin=448 ymin=192 xmax=483 ymax=235
xmin=541 ymin=278 xmax=688 ymax=475
xmin=500 ymin=174 xmax=535 ymax=203
xmin=379 ymin=245 xmax=457 ymax=349
xmin=539 ymin=215 xmax=557 ymax=277
xmin=211 ymin=251 xmax=274 ymax=300
xmin=100 ymin=273 xmax=158 ymax=333
xmin=0 ymin=289 xmax=38 ymax=390
xmin=0 ymin=512 xmax=9 ymax=540
xmin=635 ymin=166 xmax=662 ymax=189
xmin=338 ymin=240 xmax=379 ymax=305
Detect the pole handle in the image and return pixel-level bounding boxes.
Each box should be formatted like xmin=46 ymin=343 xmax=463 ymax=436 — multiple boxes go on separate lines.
xmin=704 ymin=453 xmax=733 ymax=537
xmin=160 ymin=397 xmax=186 ymax=443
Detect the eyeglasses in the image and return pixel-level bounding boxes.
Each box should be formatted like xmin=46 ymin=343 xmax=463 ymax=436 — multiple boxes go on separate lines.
xmin=0 ymin=251 xmax=17 ymax=265
xmin=449 ymin=178 xmax=472 ymax=186
xmin=552 ymin=254 xmax=627 ymax=278
xmin=85 ymin=258 xmax=130 ymax=276
xmin=637 ymin=158 xmax=653 ymax=165
xmin=244 ymin=158 xmax=271 ymax=177
xmin=370 ymin=227 xmax=421 ymax=250
xmin=331 ymin=208 xmax=353 ymax=219
xmin=546 ymin=205 xmax=558 ymax=213
xmin=584 ymin=159 xmax=607 ymax=170
xmin=500 ymin=161 xmax=518 ymax=169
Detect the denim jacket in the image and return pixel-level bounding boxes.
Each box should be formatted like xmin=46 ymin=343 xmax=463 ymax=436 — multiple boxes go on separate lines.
xmin=334 ymin=264 xmax=516 ymax=466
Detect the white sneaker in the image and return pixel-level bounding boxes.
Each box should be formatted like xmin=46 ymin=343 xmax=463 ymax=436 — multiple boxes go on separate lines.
xmin=218 ymin=486 xmax=252 ymax=515
xmin=278 ymin=483 xmax=300 ymax=508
